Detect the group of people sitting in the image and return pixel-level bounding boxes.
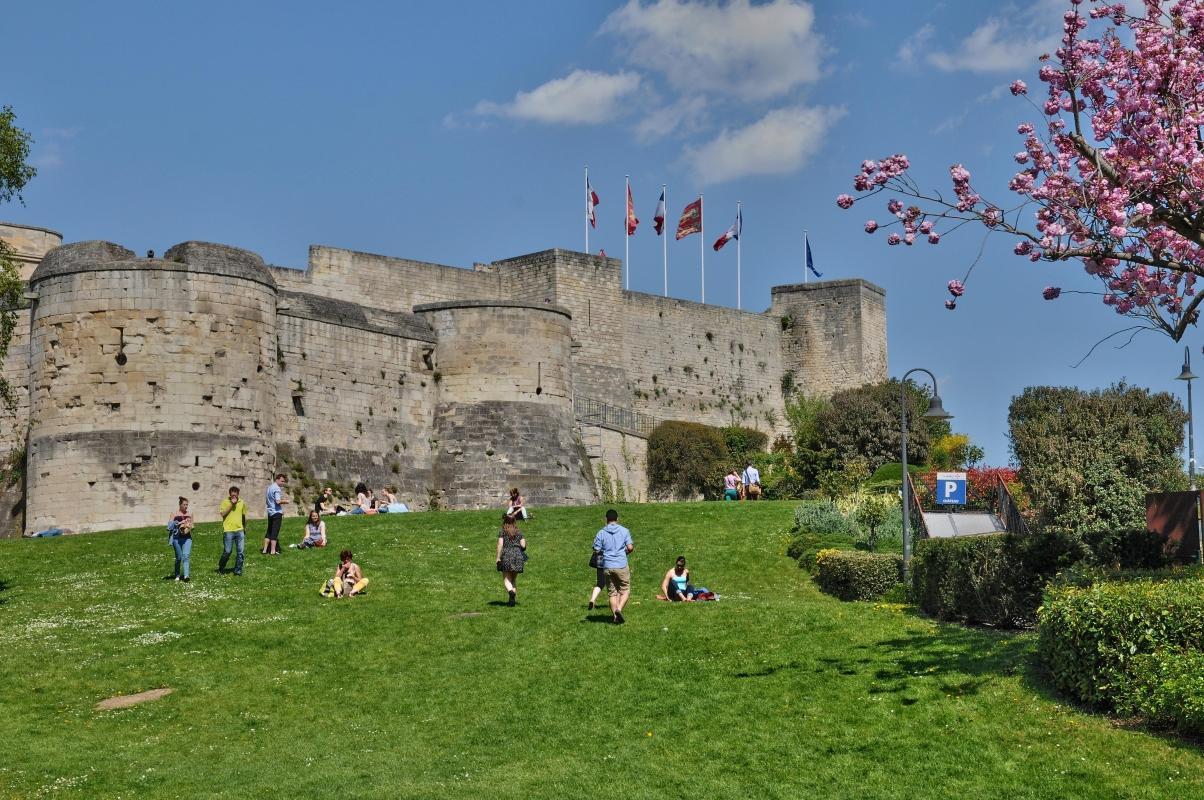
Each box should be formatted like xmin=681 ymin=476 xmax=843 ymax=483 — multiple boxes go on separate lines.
xmin=722 ymin=463 xmax=763 ymax=501
xmin=314 ymin=484 xmax=409 ymax=516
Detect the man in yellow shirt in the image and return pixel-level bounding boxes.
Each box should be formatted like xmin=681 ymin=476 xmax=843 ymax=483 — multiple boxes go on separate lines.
xmin=218 ymin=486 xmax=249 ymax=576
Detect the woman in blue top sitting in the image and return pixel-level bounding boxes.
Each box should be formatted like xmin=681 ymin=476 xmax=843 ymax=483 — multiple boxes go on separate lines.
xmin=661 ymin=556 xmax=697 ymax=601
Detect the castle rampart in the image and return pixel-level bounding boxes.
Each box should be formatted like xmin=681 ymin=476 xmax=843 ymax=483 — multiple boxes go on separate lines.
xmin=0 ymin=221 xmax=887 ymax=534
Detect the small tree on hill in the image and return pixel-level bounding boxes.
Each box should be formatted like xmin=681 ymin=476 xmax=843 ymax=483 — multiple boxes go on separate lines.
xmin=814 ymin=379 xmax=950 ymax=476
xmin=647 ymin=420 xmax=730 ymax=500
xmin=0 ymin=106 xmax=35 ymax=415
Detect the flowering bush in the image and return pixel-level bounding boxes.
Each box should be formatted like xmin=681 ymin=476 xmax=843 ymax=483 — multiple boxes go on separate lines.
xmin=838 ymin=0 xmax=1204 ymax=340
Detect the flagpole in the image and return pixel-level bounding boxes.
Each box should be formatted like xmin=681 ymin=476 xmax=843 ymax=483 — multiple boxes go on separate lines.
xmin=700 ymin=193 xmax=705 ymax=304
xmin=662 ymin=185 xmax=669 ymax=297
xmin=803 ymin=228 xmax=808 ymax=284
xmin=624 ymin=175 xmax=630 ymax=291
xmin=585 ymin=165 xmax=590 ymax=254
xmin=736 ymin=201 xmax=742 ymax=310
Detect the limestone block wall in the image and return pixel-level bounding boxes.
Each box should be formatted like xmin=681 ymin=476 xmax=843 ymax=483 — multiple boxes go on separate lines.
xmin=0 ymin=222 xmax=63 ymax=280
xmin=271 ymin=245 xmax=505 ymax=313
xmin=620 ymin=291 xmax=787 ymax=435
xmin=771 ymin=279 xmax=888 ymax=398
xmin=591 ymin=426 xmax=648 ymax=503
xmin=25 ymin=241 xmax=278 ymax=534
xmin=274 ymin=292 xmax=437 ymax=510
xmin=418 ymin=301 xmax=594 ymax=510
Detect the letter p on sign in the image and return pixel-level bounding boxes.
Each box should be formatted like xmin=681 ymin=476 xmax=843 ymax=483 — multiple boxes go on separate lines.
xmin=936 ymin=472 xmax=967 ymax=505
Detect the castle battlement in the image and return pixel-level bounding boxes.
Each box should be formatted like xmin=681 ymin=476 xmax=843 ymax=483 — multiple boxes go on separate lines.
xmin=0 ymin=223 xmax=887 ymax=535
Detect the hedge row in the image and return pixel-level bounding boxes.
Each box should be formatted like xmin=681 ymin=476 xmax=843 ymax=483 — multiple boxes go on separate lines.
xmin=911 ymin=531 xmax=1083 ymax=628
xmin=1038 ymin=577 xmax=1204 ymax=708
xmin=1119 ymin=650 xmax=1204 ymax=735
xmin=814 ymin=549 xmax=902 ymax=601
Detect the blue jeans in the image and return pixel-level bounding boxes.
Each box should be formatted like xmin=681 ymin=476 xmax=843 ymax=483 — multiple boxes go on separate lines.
xmin=172 ymin=536 xmax=192 ymax=579
xmin=220 ymin=530 xmax=245 ymax=574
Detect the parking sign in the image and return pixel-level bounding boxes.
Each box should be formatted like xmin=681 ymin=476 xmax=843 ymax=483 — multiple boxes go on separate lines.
xmin=936 ymin=471 xmax=967 ymax=505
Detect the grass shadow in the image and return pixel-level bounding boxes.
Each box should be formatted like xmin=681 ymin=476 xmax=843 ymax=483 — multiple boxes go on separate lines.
xmin=0 ymin=577 xmax=7 ymax=605
xmin=581 ymin=614 xmax=618 ymax=624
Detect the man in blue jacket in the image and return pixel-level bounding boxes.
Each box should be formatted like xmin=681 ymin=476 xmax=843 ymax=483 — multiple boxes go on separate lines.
xmin=593 ymin=509 xmax=635 ymax=624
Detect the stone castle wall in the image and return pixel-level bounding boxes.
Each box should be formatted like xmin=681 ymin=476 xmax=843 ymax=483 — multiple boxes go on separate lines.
xmin=0 ymin=222 xmax=887 ymax=534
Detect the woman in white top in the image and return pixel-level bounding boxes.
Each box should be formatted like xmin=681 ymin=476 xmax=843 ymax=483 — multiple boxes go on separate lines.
xmin=292 ymin=510 xmax=327 ymax=549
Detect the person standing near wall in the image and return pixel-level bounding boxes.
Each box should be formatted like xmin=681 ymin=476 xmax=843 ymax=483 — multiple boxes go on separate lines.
xmin=741 ymin=462 xmax=762 ymax=501
xmin=592 ymin=509 xmax=634 ymax=624
xmin=262 ymin=473 xmax=288 ymax=555
xmin=218 ymin=486 xmax=247 ymax=576
xmin=495 ymin=513 xmax=527 ymax=606
xmin=723 ymin=469 xmax=740 ymax=501
xmin=166 ymin=496 xmax=194 ymax=582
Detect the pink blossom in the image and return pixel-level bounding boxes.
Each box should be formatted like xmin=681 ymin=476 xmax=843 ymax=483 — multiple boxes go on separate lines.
xmin=887 ymin=233 xmax=901 ymax=246
xmin=887 ymin=199 xmax=903 ymax=215
xmin=1010 ymin=79 xmax=1028 ymax=95
xmin=919 ymin=220 xmax=934 ymax=234
xmin=928 ymin=233 xmax=941 ymax=244
xmin=836 ymin=194 xmax=855 ymax=209
xmin=864 ymin=220 xmax=879 ymax=234
xmin=1042 ymin=286 xmax=1062 ymax=300
xmin=945 ymin=299 xmax=957 ymax=310
xmin=947 ymin=279 xmax=965 ymax=297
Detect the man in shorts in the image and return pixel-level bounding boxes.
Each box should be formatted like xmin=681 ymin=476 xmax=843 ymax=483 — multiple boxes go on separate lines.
xmin=592 ymin=509 xmax=634 ymax=624
xmin=262 ymin=473 xmax=288 ymax=555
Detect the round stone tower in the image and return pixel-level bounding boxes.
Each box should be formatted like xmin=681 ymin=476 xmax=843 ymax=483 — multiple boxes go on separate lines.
xmin=415 ymin=300 xmax=595 ymax=509
xmin=25 ymin=240 xmax=278 ymax=534
xmin=0 ymin=221 xmax=63 ymax=279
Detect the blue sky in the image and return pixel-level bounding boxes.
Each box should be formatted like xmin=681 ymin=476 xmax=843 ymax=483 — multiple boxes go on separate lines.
xmin=2 ymin=0 xmax=1195 ymax=467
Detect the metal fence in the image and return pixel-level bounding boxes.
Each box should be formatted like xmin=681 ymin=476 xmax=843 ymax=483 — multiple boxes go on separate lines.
xmin=994 ymin=475 xmax=1031 ymax=537
xmin=574 ymin=395 xmax=659 ymax=438
xmin=905 ymin=472 xmax=930 ymax=539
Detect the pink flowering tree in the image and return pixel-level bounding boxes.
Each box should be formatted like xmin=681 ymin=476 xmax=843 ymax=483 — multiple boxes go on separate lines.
xmin=838 ymin=0 xmax=1204 ymax=340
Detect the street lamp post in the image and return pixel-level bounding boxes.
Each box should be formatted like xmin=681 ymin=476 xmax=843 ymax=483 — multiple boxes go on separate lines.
xmin=1175 ymin=346 xmax=1202 ymax=563
xmin=900 ymin=368 xmax=953 ymax=584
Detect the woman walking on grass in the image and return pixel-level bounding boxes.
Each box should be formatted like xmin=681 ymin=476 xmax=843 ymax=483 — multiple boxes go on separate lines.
xmin=495 ymin=513 xmax=526 ymax=606
xmin=166 ymin=496 xmax=194 ymax=582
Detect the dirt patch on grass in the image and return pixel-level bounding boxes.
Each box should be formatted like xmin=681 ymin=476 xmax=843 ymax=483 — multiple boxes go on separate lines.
xmin=96 ymin=687 xmax=173 ymax=710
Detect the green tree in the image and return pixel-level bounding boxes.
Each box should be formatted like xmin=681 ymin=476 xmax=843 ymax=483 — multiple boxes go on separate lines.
xmin=813 ymin=379 xmax=950 ymax=476
xmin=647 ymin=421 xmax=731 ymax=500
xmin=0 ymin=106 xmax=36 ymax=412
xmin=1009 ymin=383 xmax=1188 ymax=537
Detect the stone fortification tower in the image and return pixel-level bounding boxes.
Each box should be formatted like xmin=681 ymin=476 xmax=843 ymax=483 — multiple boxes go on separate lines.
xmin=416 ymin=300 xmax=594 ymax=509
xmin=25 ymin=241 xmax=278 ymax=533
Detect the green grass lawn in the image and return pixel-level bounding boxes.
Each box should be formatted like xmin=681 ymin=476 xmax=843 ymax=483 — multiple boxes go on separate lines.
xmin=1 ymin=501 xmax=1201 ymax=799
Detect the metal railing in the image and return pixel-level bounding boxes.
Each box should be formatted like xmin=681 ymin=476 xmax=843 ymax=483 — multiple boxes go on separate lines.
xmin=994 ymin=475 xmax=1031 ymax=537
xmin=905 ymin=472 xmax=929 ymax=539
xmin=574 ymin=395 xmax=659 ymax=438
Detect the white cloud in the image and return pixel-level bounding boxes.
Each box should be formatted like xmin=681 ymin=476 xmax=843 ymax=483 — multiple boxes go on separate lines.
xmin=602 ymin=0 xmax=825 ymax=101
xmin=684 ymin=105 xmax=845 ymax=185
xmin=897 ymin=24 xmax=935 ymax=66
xmin=921 ymin=1 xmax=1063 ymax=73
xmin=29 ymin=127 xmax=81 ymax=171
xmin=635 ymin=95 xmax=707 ymax=142
xmin=469 ymin=69 xmax=642 ymax=125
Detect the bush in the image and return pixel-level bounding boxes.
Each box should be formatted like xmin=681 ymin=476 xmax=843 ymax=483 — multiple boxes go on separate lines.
xmin=912 ymin=531 xmax=1084 ymax=628
xmin=722 ymin=425 xmax=769 ymax=466
xmin=647 ymin=421 xmax=730 ymax=500
xmin=793 ymin=501 xmax=859 ymax=538
xmin=1118 ymin=650 xmax=1204 ymax=735
xmin=814 ymin=548 xmax=902 ymax=601
xmin=786 ymin=530 xmax=859 ymax=571
xmin=1081 ymin=528 xmax=1170 ymax=570
xmin=1038 ymin=577 xmax=1204 ymax=708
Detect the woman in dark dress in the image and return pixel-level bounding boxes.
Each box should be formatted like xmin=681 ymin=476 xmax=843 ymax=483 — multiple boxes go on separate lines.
xmin=495 ymin=513 xmax=526 ymax=606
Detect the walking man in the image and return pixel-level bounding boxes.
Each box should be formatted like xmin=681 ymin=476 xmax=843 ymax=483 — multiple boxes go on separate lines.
xmin=218 ymin=485 xmax=248 ymax=575
xmin=741 ymin=461 xmax=762 ymax=501
xmin=592 ymin=509 xmax=634 ymax=624
xmin=262 ymin=473 xmax=288 ymax=555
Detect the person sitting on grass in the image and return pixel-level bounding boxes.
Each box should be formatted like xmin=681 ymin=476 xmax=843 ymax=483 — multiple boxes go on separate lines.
xmin=321 ymin=549 xmax=368 ymax=598
xmin=658 ymin=556 xmax=716 ymax=601
xmin=351 ymin=482 xmax=377 ymax=515
xmin=291 ymin=510 xmax=327 ymax=549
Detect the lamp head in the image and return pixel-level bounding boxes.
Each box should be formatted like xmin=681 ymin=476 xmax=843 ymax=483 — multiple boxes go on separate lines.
xmin=1177 ymin=364 xmax=1197 ymax=382
xmin=923 ymin=393 xmax=953 ymax=421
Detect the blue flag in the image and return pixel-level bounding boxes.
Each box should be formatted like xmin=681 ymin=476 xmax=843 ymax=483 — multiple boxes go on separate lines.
xmin=806 ymin=236 xmax=823 ymax=278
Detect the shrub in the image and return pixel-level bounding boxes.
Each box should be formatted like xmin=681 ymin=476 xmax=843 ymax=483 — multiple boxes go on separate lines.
xmin=1081 ymin=528 xmax=1170 ymax=570
xmin=793 ymin=501 xmax=859 ymax=538
xmin=1038 ymin=577 xmax=1204 ymax=708
xmin=1117 ymin=650 xmax=1204 ymax=735
xmin=647 ymin=421 xmax=730 ymax=500
xmin=814 ymin=548 xmax=903 ymax=601
xmin=722 ymin=425 xmax=769 ymax=466
xmin=786 ymin=530 xmax=858 ymax=571
xmin=912 ymin=531 xmax=1084 ymax=628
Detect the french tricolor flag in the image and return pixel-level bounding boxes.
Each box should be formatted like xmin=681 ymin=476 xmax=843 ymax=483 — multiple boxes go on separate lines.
xmin=713 ymin=208 xmax=741 ymax=251
xmin=653 ymin=188 xmax=666 ymax=235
